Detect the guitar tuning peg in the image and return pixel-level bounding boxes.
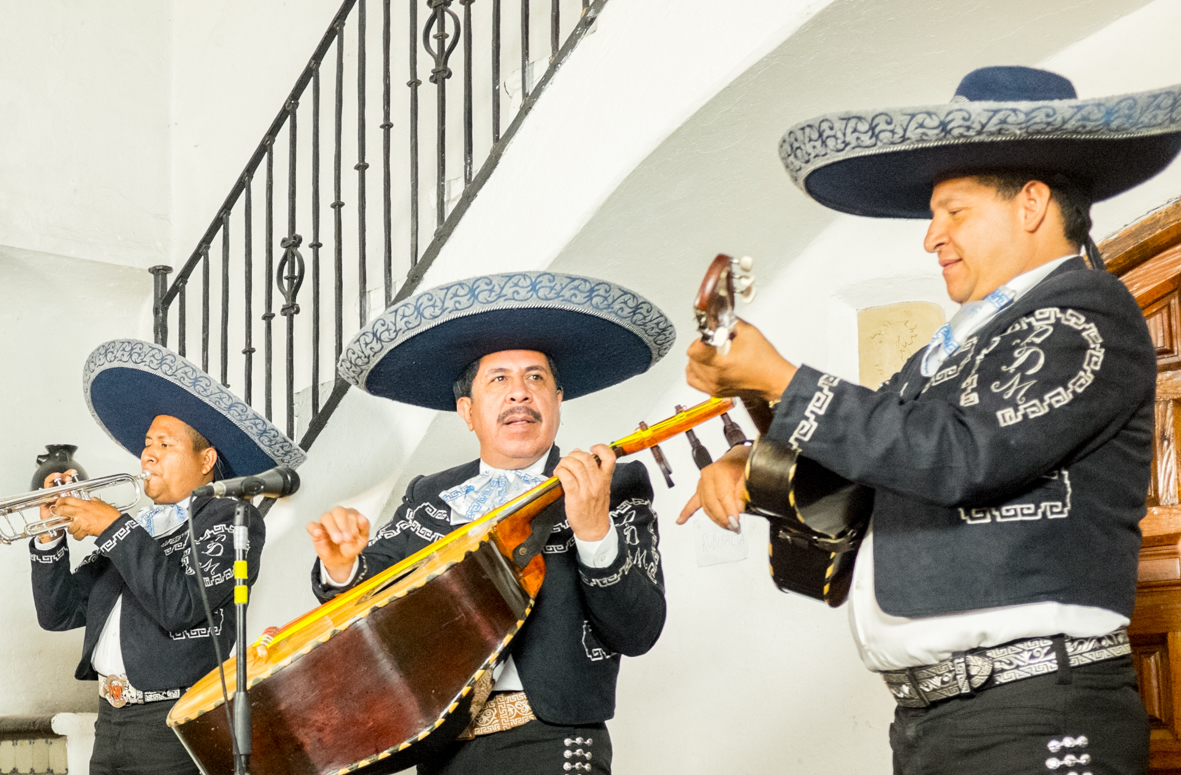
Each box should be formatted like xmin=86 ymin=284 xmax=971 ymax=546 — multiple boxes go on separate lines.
xmin=677 ymin=406 xmax=714 ymax=470
xmin=639 ymin=422 xmax=674 ymax=488
xmin=717 ymin=337 xmax=732 ymax=357
xmin=737 ymin=255 xmax=754 ymax=272
xmin=720 ymin=412 xmax=749 ymax=448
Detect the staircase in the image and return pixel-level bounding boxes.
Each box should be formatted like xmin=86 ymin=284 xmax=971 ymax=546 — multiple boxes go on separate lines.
xmin=149 ymin=0 xmax=607 ymax=456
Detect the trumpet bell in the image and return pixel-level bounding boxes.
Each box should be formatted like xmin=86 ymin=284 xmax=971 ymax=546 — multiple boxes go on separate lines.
xmin=0 ymin=471 xmax=150 ymax=545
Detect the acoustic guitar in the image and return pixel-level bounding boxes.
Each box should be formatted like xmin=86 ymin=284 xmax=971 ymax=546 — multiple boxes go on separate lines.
xmin=168 ymin=398 xmax=734 ymax=775
xmin=694 ymin=254 xmax=872 ymax=607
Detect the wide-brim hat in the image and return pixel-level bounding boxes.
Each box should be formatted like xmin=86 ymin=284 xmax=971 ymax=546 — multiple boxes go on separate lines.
xmin=84 ymin=340 xmax=307 ymax=478
xmin=780 ymin=66 xmax=1181 ymax=219
xmin=338 ymin=271 xmax=676 ymax=411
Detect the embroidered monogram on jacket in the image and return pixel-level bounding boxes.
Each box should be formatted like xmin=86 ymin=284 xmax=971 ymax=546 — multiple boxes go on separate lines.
xmin=958 ymin=308 xmax=1104 ymax=426
xmin=789 ymin=374 xmax=841 ymax=449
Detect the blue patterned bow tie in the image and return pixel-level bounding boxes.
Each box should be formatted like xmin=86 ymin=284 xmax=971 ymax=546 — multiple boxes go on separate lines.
xmin=920 ymin=286 xmax=1016 ymax=377
xmin=134 ymin=502 xmax=189 ymax=537
xmin=440 ymin=469 xmax=547 ymax=524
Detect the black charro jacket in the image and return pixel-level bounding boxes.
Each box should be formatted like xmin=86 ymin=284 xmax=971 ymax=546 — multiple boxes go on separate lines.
xmin=30 ymin=494 xmax=265 ymax=690
xmin=768 ymin=258 xmax=1155 ymax=618
xmin=311 ymin=447 xmax=666 ymax=725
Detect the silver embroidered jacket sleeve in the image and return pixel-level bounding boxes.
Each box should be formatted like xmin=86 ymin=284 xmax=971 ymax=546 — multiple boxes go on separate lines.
xmin=766 ymin=260 xmax=1155 ymax=617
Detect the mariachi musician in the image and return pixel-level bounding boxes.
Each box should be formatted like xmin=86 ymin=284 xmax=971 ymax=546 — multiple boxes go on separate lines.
xmin=684 ymin=66 xmax=1181 ymax=773
xmin=30 ymin=339 xmax=305 ymax=775
xmin=309 ymin=271 xmax=674 ymax=774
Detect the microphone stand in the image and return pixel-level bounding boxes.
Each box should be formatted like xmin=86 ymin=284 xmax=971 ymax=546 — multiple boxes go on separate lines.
xmin=232 ymin=499 xmax=252 ymax=775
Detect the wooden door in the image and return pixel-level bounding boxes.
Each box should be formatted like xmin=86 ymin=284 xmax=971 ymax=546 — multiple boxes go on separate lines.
xmin=1106 ymin=197 xmax=1181 ymax=774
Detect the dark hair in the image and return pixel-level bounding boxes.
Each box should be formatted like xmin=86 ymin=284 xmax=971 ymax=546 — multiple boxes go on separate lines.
xmin=972 ymin=171 xmax=1093 ymax=247
xmin=185 ymin=425 xmax=212 ymax=453
xmin=183 ymin=423 xmax=227 ymax=481
xmin=452 ymin=354 xmax=563 ymax=401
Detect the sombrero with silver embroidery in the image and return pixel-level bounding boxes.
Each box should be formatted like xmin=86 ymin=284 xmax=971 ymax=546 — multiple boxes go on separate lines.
xmin=338 ymin=271 xmax=676 ymax=411
xmin=780 ymin=66 xmax=1181 ymax=219
xmin=84 ymin=340 xmax=307 ymax=478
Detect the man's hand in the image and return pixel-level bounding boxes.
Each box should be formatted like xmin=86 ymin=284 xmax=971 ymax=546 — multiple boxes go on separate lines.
xmin=555 ymin=444 xmax=616 ymax=542
xmin=307 ymin=507 xmax=371 ymax=583
xmin=47 ymin=495 xmax=123 ymax=540
xmin=686 ymin=319 xmax=797 ymax=402
xmin=678 ymin=444 xmax=750 ymax=533
xmin=37 ymin=469 xmax=77 ymax=543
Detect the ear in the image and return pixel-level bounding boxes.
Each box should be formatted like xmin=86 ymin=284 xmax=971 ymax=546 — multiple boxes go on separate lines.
xmin=201 ymin=447 xmax=218 ymax=477
xmin=456 ymin=397 xmax=475 ymax=431
xmin=1018 ymin=180 xmax=1054 ymax=235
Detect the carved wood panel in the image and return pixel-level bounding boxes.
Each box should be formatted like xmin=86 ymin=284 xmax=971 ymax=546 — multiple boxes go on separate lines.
xmin=1109 ymin=196 xmax=1181 ymax=775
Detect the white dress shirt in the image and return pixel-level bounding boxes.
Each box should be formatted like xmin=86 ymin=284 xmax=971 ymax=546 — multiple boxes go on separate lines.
xmin=323 ymin=449 xmax=620 ymax=690
xmin=848 ymin=255 xmax=1128 ymax=671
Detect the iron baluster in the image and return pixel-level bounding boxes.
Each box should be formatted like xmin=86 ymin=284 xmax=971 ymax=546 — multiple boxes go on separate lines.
xmin=520 ymin=0 xmax=529 ymax=100
xmin=462 ymin=0 xmax=473 ymax=186
xmin=311 ymin=64 xmax=323 ymax=417
xmin=382 ymin=0 xmax=393 ymax=308
xmin=550 ymin=0 xmax=558 ymax=61
xmin=201 ymin=246 xmax=210 ymax=373
xmin=356 ymin=0 xmax=369 ymax=327
xmin=264 ymin=141 xmax=275 ymax=420
xmin=220 ymin=212 xmax=230 ymax=386
xmin=333 ymin=20 xmax=345 ymax=360
xmin=492 ymin=0 xmax=501 ymax=143
xmin=277 ymin=235 xmax=306 ymax=439
xmin=287 ymin=97 xmax=299 ymax=435
xmin=150 ymin=265 xmax=172 ymax=347
xmin=424 ymin=0 xmax=460 ymax=230
xmin=178 ymin=276 xmax=187 ymax=357
xmin=409 ymin=0 xmax=421 ymax=265
xmin=243 ymin=174 xmax=255 ymax=404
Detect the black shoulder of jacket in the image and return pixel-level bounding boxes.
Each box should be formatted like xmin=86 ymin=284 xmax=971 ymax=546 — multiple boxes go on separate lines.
xmin=189 ymin=494 xmax=263 ymax=522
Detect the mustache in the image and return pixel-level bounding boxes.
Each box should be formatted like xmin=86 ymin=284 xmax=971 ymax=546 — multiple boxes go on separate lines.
xmin=498 ymin=406 xmax=542 ymax=424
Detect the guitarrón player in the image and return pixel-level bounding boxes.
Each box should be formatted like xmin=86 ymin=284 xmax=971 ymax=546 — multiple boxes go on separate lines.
xmin=30 ymin=339 xmax=305 ymax=775
xmin=309 ymin=271 xmax=674 ymax=774
xmin=683 ymin=66 xmax=1181 ymax=773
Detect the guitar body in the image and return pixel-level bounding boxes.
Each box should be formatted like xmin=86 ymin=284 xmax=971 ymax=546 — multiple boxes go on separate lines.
xmin=168 ymin=399 xmax=733 ymax=774
xmin=170 ymin=509 xmax=551 ymax=775
xmin=695 ymin=254 xmax=873 ymax=607
xmin=744 ymin=436 xmax=872 ymax=607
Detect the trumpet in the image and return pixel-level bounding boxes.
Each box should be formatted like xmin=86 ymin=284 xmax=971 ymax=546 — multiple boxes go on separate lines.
xmin=0 ymin=471 xmax=150 ymax=544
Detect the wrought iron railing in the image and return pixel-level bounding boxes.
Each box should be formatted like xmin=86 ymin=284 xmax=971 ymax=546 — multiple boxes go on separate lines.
xmin=150 ymin=0 xmax=606 ymax=451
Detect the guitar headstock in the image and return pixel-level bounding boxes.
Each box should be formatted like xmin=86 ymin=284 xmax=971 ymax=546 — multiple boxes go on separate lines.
xmin=693 ymin=254 xmax=755 ymax=356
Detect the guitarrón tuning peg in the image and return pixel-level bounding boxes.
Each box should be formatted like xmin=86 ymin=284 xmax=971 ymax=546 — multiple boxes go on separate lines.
xmin=677 ymin=405 xmax=714 ymax=470
xmin=720 ymin=412 xmax=748 ymax=448
xmin=639 ymin=421 xmax=674 ymax=487
xmin=734 ymin=256 xmax=756 ymax=303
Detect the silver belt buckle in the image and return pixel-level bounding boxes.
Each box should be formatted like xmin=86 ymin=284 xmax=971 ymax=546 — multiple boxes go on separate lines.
xmin=99 ymin=674 xmax=133 ymax=708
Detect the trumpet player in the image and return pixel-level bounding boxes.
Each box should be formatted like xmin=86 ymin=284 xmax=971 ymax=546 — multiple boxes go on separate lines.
xmin=29 ymin=340 xmax=305 ymax=775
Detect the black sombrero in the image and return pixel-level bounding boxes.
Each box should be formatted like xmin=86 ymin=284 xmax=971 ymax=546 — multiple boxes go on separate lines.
xmin=780 ymin=66 xmax=1181 ymax=219
xmin=338 ymin=271 xmax=676 ymax=411
xmin=84 ymin=340 xmax=306 ymax=478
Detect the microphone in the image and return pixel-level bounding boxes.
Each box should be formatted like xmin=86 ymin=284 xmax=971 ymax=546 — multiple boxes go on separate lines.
xmin=192 ymin=466 xmax=301 ymax=500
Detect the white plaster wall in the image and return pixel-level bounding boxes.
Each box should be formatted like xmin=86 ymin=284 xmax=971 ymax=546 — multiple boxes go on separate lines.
xmin=0 ymin=246 xmax=154 ymax=715
xmin=0 ymin=1 xmax=172 ymax=269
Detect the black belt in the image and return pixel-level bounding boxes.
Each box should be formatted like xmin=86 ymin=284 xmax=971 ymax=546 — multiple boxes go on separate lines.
xmin=99 ymin=674 xmax=184 ymax=708
xmin=881 ymin=629 xmax=1131 ymax=708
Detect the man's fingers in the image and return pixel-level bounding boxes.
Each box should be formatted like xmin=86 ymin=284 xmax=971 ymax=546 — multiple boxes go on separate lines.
xmin=677 ymin=492 xmax=701 ymax=524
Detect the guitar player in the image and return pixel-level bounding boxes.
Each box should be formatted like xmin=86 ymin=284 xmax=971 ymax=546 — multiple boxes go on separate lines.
xmin=681 ymin=65 xmax=1177 ymax=774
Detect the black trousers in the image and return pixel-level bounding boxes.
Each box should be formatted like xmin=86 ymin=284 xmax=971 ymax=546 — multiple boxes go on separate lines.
xmin=90 ymin=698 xmax=199 ymax=775
xmin=417 ymin=720 xmax=611 ymax=775
xmin=889 ymin=655 xmax=1148 ymax=775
